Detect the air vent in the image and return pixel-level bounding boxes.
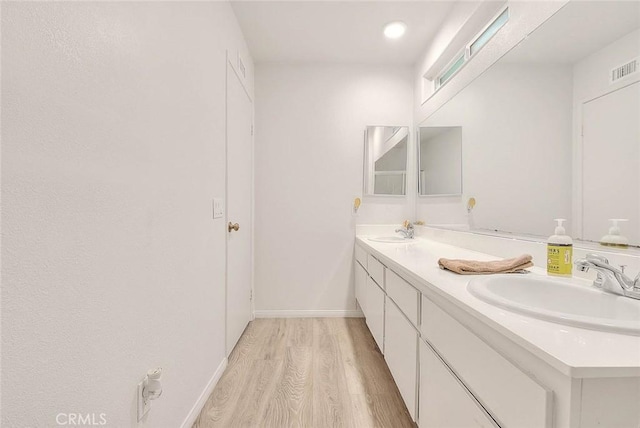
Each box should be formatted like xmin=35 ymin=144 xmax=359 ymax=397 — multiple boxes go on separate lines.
xmin=610 ymin=57 xmax=638 ymax=83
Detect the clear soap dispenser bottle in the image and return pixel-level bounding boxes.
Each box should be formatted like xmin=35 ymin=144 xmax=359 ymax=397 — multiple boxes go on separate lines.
xmin=547 ymin=218 xmax=573 ymax=277
xmin=600 ymin=219 xmax=629 ymax=248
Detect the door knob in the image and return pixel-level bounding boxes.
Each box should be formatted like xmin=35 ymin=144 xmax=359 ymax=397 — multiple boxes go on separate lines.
xmin=228 ymin=222 xmax=240 ymax=232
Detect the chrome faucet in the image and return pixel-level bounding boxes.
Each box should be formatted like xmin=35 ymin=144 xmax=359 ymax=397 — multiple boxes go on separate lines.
xmin=395 ymin=221 xmax=415 ymax=239
xmin=575 ymin=253 xmax=640 ymax=300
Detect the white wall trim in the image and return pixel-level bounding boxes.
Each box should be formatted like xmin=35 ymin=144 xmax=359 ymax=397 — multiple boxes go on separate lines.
xmin=180 ymin=357 xmax=228 ymax=428
xmin=254 ymin=310 xmax=364 ymax=318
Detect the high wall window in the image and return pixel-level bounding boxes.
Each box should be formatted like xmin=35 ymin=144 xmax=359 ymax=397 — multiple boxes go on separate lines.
xmin=470 ymin=8 xmax=510 ymax=56
xmin=437 ymin=54 xmax=466 ymax=88
xmin=434 ymin=6 xmax=510 ymax=92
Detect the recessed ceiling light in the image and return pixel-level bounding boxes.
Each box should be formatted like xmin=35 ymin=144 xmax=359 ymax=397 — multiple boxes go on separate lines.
xmin=384 ymin=21 xmax=407 ymax=39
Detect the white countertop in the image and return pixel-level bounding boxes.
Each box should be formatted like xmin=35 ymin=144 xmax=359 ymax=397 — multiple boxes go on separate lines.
xmin=356 ymin=235 xmax=640 ymax=378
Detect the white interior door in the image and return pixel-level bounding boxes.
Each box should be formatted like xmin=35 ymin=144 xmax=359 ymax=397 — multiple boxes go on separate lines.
xmin=582 ymin=82 xmax=640 ymax=244
xmin=226 ymin=61 xmax=253 ymax=355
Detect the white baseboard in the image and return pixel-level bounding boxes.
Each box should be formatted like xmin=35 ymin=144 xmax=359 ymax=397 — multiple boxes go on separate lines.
xmin=180 ymin=357 xmax=228 ymax=428
xmin=254 ymin=309 xmax=364 ymax=318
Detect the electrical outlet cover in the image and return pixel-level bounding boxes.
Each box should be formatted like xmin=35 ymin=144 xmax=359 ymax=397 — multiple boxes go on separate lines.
xmin=213 ymin=198 xmax=224 ymax=219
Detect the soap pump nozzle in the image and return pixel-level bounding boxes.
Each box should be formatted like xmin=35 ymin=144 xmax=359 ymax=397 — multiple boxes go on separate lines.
xmin=608 ymin=218 xmax=627 ymax=235
xmin=554 ymin=218 xmax=567 ymax=235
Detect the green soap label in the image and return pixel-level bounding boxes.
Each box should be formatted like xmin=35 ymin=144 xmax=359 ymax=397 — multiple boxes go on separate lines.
xmin=547 ymin=245 xmax=573 ymax=275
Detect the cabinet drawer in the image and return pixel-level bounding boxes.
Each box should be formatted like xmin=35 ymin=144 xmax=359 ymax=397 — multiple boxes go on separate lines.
xmin=366 ymin=276 xmax=385 ymax=353
xmin=385 ymin=298 xmax=418 ymax=421
xmin=386 ymin=269 xmax=419 ymax=328
xmin=419 ymin=340 xmax=497 ymax=428
xmin=367 ymin=254 xmax=385 ymax=288
xmin=355 ymin=244 xmax=368 ymax=270
xmin=422 ymin=296 xmax=552 ymax=428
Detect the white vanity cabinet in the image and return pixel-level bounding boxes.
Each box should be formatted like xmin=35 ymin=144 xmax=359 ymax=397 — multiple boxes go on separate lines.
xmin=356 ymin=236 xmax=640 ymax=428
xmin=354 ymin=243 xmax=420 ymax=420
xmin=419 ymin=339 xmax=497 ymax=428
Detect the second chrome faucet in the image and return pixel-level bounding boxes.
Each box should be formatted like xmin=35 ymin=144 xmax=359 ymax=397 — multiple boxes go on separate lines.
xmin=395 ymin=221 xmax=415 ymax=239
xmin=575 ymin=253 xmax=640 ymax=300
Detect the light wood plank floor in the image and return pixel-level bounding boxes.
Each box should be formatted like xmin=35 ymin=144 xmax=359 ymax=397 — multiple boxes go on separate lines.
xmin=193 ymin=318 xmax=415 ymax=428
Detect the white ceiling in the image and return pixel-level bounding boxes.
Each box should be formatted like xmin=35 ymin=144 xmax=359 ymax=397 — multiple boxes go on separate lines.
xmin=230 ymin=1 xmax=458 ymax=65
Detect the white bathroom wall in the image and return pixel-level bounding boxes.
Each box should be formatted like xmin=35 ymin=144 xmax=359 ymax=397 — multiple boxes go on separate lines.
xmin=572 ymin=29 xmax=640 ymax=239
xmin=416 ymin=63 xmax=574 ymax=235
xmin=2 ymin=2 xmax=252 ymax=426
xmin=254 ymin=64 xmax=413 ymax=315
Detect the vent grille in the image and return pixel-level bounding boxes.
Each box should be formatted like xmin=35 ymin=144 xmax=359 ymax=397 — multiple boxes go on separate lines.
xmin=610 ymin=57 xmax=638 ymax=83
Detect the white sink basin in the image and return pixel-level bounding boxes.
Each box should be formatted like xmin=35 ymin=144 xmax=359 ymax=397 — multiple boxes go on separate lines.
xmin=468 ymin=275 xmax=640 ymax=335
xmin=368 ymin=236 xmax=414 ymax=243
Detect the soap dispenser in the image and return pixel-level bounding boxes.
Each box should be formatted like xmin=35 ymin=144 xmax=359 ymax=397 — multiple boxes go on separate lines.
xmin=547 ymin=218 xmax=573 ymax=277
xmin=600 ymin=219 xmax=629 ymax=248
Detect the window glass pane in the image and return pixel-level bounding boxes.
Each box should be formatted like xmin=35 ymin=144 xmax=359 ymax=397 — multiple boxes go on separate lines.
xmin=470 ymin=8 xmax=509 ymax=56
xmin=438 ymin=55 xmax=465 ymax=87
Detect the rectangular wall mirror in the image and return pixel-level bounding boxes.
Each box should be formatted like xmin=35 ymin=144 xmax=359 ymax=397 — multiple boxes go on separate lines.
xmin=418 ymin=126 xmax=462 ymax=196
xmin=418 ymin=0 xmax=640 ymax=247
xmin=363 ymin=126 xmax=409 ymax=196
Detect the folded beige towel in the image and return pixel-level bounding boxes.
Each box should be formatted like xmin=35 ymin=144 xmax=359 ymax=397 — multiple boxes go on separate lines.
xmin=438 ymin=254 xmax=533 ymax=275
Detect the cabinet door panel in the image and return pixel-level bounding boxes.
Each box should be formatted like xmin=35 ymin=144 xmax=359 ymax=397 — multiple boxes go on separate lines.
xmin=385 ymin=298 xmax=417 ymax=421
xmin=355 ymin=261 xmax=367 ymax=315
xmin=365 ymin=276 xmax=385 ymax=353
xmin=419 ymin=340 xmax=497 ymax=428
xmin=422 ymin=297 xmax=551 ymax=428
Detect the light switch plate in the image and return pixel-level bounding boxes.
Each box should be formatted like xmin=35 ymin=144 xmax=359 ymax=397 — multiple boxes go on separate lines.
xmin=213 ymin=198 xmax=224 ymax=219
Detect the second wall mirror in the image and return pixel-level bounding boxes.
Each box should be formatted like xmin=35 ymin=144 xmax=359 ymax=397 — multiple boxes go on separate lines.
xmin=418 ymin=126 xmax=462 ymax=196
